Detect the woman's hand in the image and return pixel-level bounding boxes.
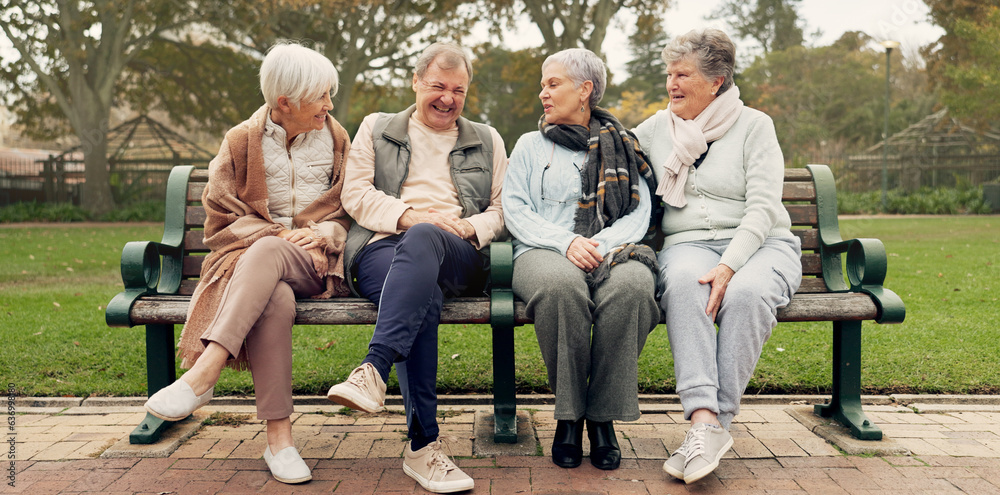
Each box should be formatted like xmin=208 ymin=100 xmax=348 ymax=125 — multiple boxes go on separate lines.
xmin=698 ymin=264 xmax=735 ymax=321
xmin=278 ymin=228 xmax=320 ymax=250
xmin=566 ymin=237 xmax=603 ymax=272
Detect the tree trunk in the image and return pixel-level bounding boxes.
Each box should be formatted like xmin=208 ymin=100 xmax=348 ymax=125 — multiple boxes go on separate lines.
xmin=72 ymin=105 xmax=116 ymax=215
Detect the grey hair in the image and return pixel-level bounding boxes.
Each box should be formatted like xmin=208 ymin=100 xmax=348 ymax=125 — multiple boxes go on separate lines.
xmin=661 ymin=28 xmax=736 ymax=95
xmin=260 ymin=42 xmax=339 ymax=109
xmin=414 ymin=42 xmax=474 ymax=83
xmin=541 ymin=48 xmax=607 ymax=109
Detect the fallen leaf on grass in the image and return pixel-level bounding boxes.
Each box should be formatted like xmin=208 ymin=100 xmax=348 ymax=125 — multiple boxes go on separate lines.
xmin=315 ymin=341 xmax=337 ymax=350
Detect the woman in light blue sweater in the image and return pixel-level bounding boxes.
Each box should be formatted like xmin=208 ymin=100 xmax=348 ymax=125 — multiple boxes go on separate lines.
xmin=503 ymin=48 xmax=659 ymax=471
xmin=634 ymin=29 xmax=802 ymax=485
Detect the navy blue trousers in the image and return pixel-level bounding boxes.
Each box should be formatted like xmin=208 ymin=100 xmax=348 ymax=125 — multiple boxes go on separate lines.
xmin=354 ymin=223 xmax=485 ymax=441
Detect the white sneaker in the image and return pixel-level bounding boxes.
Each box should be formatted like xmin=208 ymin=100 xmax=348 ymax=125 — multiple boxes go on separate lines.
xmin=263 ymin=445 xmax=311 ymax=484
xmin=662 ymin=443 xmax=689 ymax=479
xmin=403 ymin=437 xmax=474 ymax=493
xmin=682 ymin=423 xmax=733 ymax=484
xmin=326 ymin=363 xmax=386 ymax=413
xmin=144 ymin=379 xmax=213 ymax=422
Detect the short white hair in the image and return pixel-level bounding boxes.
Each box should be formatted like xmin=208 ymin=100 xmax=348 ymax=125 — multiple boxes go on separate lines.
xmin=260 ymin=42 xmax=339 ymax=109
xmin=542 ymin=48 xmax=607 ymax=108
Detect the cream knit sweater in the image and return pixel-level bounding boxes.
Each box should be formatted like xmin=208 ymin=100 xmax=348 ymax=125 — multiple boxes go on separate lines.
xmin=633 ymin=106 xmax=793 ymax=272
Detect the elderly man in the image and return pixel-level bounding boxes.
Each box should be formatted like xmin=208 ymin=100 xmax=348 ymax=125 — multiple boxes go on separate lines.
xmin=326 ymin=42 xmax=507 ymax=494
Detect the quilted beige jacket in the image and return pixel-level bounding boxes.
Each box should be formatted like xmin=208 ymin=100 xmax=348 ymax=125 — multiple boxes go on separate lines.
xmin=178 ymin=105 xmax=351 ymax=369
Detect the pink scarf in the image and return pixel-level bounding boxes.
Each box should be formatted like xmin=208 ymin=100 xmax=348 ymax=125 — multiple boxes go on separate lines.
xmin=655 ymin=85 xmax=744 ymax=207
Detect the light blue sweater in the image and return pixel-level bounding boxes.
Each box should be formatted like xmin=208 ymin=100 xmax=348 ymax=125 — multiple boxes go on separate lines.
xmin=633 ymin=106 xmax=793 ymax=272
xmin=502 ymin=131 xmax=652 ymax=260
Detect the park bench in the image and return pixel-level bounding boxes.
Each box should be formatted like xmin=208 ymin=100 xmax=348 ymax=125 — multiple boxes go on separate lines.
xmin=106 ymin=163 xmax=904 ymax=446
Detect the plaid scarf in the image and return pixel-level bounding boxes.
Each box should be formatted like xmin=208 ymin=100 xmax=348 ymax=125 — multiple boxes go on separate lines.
xmin=539 ymin=107 xmax=659 ymax=240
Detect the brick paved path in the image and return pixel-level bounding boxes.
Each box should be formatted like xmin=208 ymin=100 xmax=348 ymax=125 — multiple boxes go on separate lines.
xmin=7 ymin=397 xmax=1000 ymax=494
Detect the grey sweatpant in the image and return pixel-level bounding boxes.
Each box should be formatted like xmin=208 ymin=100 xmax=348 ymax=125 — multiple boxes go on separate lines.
xmin=199 ymin=236 xmax=324 ymax=420
xmin=657 ymin=236 xmax=801 ymax=429
xmin=512 ymin=248 xmax=659 ymax=422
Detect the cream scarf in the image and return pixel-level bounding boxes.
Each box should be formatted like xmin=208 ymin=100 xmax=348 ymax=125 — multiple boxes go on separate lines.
xmin=655 ymin=85 xmax=744 ymax=207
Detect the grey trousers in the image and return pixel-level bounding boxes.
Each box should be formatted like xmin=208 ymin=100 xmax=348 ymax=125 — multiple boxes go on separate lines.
xmin=200 ymin=236 xmax=324 ymax=420
xmin=512 ymin=248 xmax=659 ymax=422
xmin=657 ymin=236 xmax=801 ymax=429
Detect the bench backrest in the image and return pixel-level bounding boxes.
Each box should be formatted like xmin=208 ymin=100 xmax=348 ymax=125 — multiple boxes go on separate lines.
xmin=174 ymin=168 xmax=827 ymax=295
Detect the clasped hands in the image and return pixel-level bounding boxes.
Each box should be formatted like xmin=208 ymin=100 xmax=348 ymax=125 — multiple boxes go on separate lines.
xmin=398 ymin=208 xmax=476 ymax=240
xmin=567 ymin=235 xmax=735 ymax=322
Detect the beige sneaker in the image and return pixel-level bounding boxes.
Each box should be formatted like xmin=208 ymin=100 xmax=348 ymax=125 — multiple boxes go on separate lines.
xmin=403 ymin=437 xmax=474 ymax=493
xmin=326 ymin=363 xmax=386 ymax=413
xmin=682 ymin=423 xmax=733 ymax=484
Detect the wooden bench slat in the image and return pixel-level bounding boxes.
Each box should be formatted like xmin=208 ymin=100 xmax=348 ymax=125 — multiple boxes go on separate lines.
xmin=793 ymin=228 xmax=819 ymax=250
xmin=797 ymin=278 xmax=829 ymax=293
xmin=186 ymin=206 xmax=207 ymax=227
xmin=129 ymin=291 xmax=876 ymax=327
xmin=782 ymin=181 xmax=816 ymax=202
xmin=129 ymin=296 xmax=493 ymax=325
xmin=184 ymin=230 xmax=208 ymax=252
xmin=786 ymin=204 xmax=818 ymax=225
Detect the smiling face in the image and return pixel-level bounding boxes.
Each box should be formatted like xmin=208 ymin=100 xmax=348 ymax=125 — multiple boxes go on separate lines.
xmin=539 ymin=62 xmax=592 ymax=127
xmin=412 ymin=59 xmax=469 ymax=131
xmin=666 ymin=57 xmax=723 ymax=120
xmin=273 ymin=87 xmax=333 ymax=142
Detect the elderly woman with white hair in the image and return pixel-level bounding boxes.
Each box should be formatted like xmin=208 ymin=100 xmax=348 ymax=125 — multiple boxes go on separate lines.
xmin=143 ymin=42 xmax=352 ymax=484
xmin=502 ymin=48 xmax=660 ymax=471
xmin=634 ymin=28 xmax=802 ymax=485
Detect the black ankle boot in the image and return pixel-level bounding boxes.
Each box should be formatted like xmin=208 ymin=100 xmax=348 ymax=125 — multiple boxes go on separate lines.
xmin=551 ymin=418 xmax=584 ymax=468
xmin=587 ymin=420 xmax=621 ymax=470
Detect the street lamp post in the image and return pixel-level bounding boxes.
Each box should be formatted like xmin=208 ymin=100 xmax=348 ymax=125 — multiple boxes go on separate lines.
xmin=880 ymin=40 xmax=899 ymax=212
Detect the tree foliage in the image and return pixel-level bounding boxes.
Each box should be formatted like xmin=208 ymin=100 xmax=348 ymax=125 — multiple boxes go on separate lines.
xmin=709 ymin=0 xmax=805 ymax=56
xmin=923 ymin=1 xmax=1000 ymax=126
xmin=0 ymin=0 xmax=196 ymax=214
xmin=464 ymin=45 xmax=545 ymax=153
xmin=489 ymin=0 xmax=668 ymax=56
xmin=739 ymin=32 xmax=934 ymax=164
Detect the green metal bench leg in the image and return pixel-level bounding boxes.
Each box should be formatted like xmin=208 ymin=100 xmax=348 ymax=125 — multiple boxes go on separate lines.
xmin=131 ymin=323 xmax=178 ymax=444
xmin=491 ymin=289 xmax=518 ymax=443
xmin=814 ymin=320 xmax=882 ymax=440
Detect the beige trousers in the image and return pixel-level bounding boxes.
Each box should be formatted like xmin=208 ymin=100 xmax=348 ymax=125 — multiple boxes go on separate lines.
xmin=200 ymin=236 xmax=323 ymax=419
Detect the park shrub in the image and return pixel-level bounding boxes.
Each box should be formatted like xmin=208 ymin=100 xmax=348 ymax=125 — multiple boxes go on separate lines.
xmin=99 ymin=200 xmax=165 ymax=222
xmin=837 ymin=186 xmax=992 ymax=214
xmin=0 ymin=200 xmax=165 ymax=223
xmin=0 ymin=201 xmax=92 ymax=222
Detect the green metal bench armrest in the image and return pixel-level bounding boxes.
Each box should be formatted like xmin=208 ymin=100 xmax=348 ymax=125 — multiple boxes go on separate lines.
xmin=807 ymin=164 xmax=905 ymax=324
xmin=489 ymin=241 xmax=515 ymax=329
xmin=489 ymin=242 xmax=514 ymax=288
xmin=105 ymin=165 xmax=194 ymax=327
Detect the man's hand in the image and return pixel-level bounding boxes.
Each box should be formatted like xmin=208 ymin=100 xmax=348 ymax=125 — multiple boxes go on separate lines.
xmin=698 ymin=264 xmax=735 ymax=321
xmin=397 ymin=208 xmax=474 ymax=240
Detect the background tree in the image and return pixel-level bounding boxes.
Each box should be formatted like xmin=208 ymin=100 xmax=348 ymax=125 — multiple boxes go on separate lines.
xmin=604 ymin=12 xmax=670 ymax=124
xmin=463 ymin=45 xmax=544 ymax=153
xmin=738 ymin=32 xmax=934 ymax=164
xmin=228 ymin=0 xmax=479 ymax=128
xmin=489 ymin=0 xmax=668 ymax=56
xmin=0 ymin=0 xmax=196 ymax=214
xmin=709 ymin=0 xmax=805 ymax=57
xmin=923 ymin=1 xmax=1000 ymax=126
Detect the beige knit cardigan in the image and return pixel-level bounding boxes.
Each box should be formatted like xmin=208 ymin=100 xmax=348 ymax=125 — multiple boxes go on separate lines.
xmin=178 ymin=105 xmax=351 ymax=369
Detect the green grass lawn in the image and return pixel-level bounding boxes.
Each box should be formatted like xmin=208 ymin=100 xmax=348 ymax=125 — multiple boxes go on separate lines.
xmin=1 ymin=217 xmax=997 ymax=398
